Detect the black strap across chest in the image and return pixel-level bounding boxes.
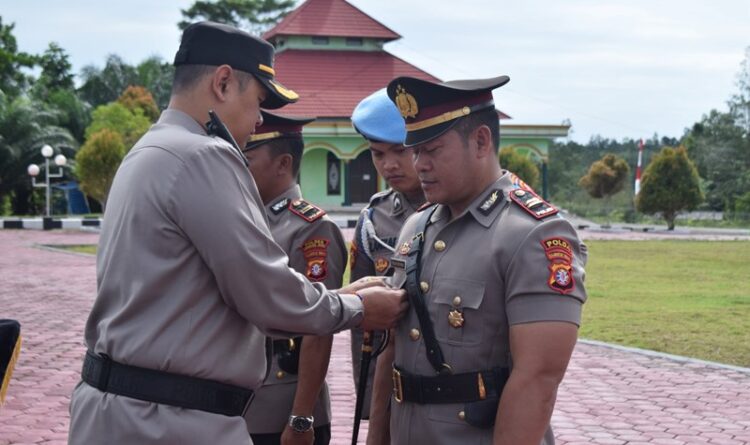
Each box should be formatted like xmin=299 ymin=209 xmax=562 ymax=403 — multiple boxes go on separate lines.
xmin=403 ymin=205 xmax=452 ymax=375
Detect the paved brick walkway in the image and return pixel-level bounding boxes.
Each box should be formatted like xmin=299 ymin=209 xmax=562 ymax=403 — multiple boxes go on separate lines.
xmin=1 ymin=230 xmax=749 ymax=444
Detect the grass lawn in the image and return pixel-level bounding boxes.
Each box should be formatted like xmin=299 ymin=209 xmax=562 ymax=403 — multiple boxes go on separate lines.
xmin=48 ymin=240 xmax=750 ymax=367
xmin=581 ymin=240 xmax=750 ymax=367
xmin=50 ymin=244 xmax=97 ymax=255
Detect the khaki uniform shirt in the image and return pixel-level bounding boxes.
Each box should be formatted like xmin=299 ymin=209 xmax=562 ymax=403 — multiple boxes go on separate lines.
xmin=246 ymin=184 xmax=347 ymax=433
xmin=68 ymin=109 xmax=363 ymax=445
xmin=349 ymin=189 xmax=422 ymax=418
xmin=387 ymin=172 xmax=587 ymax=445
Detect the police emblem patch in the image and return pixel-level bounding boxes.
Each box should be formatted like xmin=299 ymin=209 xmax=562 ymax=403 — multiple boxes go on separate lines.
xmin=375 ymin=257 xmax=390 ymax=273
xmin=541 ymin=238 xmax=575 ymax=294
xmin=302 ymin=238 xmax=330 ymax=281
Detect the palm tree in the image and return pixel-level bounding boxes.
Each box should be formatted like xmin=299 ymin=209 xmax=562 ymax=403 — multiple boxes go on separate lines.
xmin=0 ymin=90 xmax=77 ymax=215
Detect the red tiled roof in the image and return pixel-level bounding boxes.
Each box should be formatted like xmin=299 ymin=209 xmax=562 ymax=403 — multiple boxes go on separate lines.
xmin=272 ymin=49 xmax=439 ymax=118
xmin=264 ymin=0 xmax=400 ymax=41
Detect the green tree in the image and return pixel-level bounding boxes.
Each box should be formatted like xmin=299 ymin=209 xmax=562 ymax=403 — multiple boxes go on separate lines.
xmin=74 ymin=129 xmax=125 ymax=208
xmin=683 ymin=110 xmax=749 ymax=211
xmin=636 ymin=146 xmax=703 ymax=230
xmin=36 ymin=42 xmax=74 ymax=92
xmin=730 ymin=46 xmax=750 ymax=135
xmin=85 ymin=102 xmax=151 ymax=150
xmin=0 ymin=91 xmax=76 ymax=214
xmin=118 ymin=85 xmax=160 ymax=121
xmin=78 ymin=54 xmax=138 ymax=108
xmin=178 ymin=0 xmax=295 ymax=35
xmin=578 ymin=153 xmax=630 ymax=199
xmin=45 ymin=89 xmax=92 ymax=143
xmin=0 ymin=17 xmax=36 ymax=97
xmin=135 ymin=56 xmax=174 ymax=110
xmin=498 ymin=147 xmax=540 ymax=189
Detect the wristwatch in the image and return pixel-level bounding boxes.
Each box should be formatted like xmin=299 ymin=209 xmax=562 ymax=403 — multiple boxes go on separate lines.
xmin=288 ymin=414 xmax=314 ymax=433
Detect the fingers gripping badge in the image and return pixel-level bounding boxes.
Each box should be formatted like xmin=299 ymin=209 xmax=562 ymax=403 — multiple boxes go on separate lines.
xmin=541 ymin=238 xmax=575 ymax=295
xmin=303 ymin=239 xmax=330 ymax=281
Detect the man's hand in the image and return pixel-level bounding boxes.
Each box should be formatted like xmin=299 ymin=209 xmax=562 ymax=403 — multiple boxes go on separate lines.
xmin=281 ymin=425 xmax=313 ymax=445
xmin=339 ymin=276 xmax=386 ymax=295
xmin=357 ymin=286 xmax=408 ymax=331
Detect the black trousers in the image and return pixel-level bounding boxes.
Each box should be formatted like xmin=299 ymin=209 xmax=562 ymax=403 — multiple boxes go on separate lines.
xmin=250 ymin=424 xmax=331 ymax=445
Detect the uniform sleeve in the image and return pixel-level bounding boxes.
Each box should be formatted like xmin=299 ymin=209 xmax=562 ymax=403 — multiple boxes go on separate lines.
xmin=350 ymin=210 xmax=376 ymax=282
xmin=168 ymin=144 xmax=363 ymax=336
xmin=288 ymin=218 xmax=348 ymax=289
xmin=504 ymin=217 xmax=587 ymax=326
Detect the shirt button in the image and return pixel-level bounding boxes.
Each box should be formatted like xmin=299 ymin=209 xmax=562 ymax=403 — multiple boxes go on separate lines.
xmin=409 ymin=328 xmax=421 ymax=341
xmin=276 ymin=371 xmax=285 ymax=379
xmin=452 ymin=296 xmax=462 ymax=307
xmin=420 ymin=281 xmax=430 ymax=293
xmin=433 ymin=240 xmax=446 ymax=252
xmin=458 ymin=410 xmax=466 ymax=421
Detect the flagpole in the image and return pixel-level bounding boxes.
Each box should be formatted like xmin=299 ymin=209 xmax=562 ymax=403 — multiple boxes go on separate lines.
xmin=634 ymin=139 xmax=644 ymax=195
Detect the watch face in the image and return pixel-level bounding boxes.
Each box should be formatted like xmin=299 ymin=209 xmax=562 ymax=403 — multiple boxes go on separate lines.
xmin=291 ymin=416 xmax=313 ymax=432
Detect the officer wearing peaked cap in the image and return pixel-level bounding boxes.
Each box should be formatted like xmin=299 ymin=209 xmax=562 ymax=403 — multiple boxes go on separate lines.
xmin=68 ymin=22 xmax=407 ymax=445
xmin=367 ymin=75 xmax=588 ymax=445
xmin=242 ymin=111 xmax=345 ymax=445
xmin=349 ymin=89 xmax=426 ymax=421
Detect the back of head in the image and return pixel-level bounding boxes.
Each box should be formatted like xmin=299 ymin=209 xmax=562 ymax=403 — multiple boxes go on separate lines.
xmin=352 ymin=88 xmax=406 ymax=145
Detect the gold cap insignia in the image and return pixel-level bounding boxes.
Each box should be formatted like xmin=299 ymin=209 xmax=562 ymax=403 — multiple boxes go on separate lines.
xmin=395 ymin=85 xmax=418 ymax=119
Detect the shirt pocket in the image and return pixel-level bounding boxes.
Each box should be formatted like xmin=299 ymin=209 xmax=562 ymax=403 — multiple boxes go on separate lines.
xmin=431 ymin=278 xmax=486 ymax=346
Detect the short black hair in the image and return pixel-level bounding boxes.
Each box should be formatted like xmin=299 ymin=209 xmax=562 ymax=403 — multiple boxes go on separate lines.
xmin=268 ymin=137 xmax=304 ymax=177
xmin=454 ymin=108 xmax=500 ymax=153
xmin=171 ymin=64 xmax=255 ymax=95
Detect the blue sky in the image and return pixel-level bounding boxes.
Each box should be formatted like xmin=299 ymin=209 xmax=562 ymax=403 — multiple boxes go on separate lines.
xmin=3 ymin=0 xmax=750 ymax=143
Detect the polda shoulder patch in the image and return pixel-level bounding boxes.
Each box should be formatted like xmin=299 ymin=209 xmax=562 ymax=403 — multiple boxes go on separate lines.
xmin=509 ymin=188 xmax=558 ymax=220
xmin=289 ymin=199 xmax=326 ymax=223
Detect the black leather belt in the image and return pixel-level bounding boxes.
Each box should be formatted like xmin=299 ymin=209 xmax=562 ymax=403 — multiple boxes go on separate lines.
xmin=392 ymin=366 xmax=509 ymax=404
xmin=81 ymin=351 xmax=254 ymax=417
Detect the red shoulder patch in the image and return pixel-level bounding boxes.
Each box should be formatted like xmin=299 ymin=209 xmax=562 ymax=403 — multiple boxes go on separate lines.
xmin=541 ymin=238 xmax=575 ymax=295
xmin=302 ymin=238 xmax=330 ymax=281
xmin=289 ymin=199 xmax=326 ymax=223
xmin=509 ymin=189 xmax=558 ymax=220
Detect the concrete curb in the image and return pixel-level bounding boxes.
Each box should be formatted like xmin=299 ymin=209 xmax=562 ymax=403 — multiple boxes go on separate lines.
xmin=579 ymin=338 xmax=750 ymax=375
xmin=0 ymin=217 xmax=101 ymax=230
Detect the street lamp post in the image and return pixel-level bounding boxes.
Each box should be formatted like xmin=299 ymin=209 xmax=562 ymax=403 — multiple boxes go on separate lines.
xmin=27 ymin=145 xmax=67 ymax=228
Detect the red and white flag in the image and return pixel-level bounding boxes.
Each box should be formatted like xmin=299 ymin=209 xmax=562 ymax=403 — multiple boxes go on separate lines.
xmin=634 ymin=139 xmax=644 ymax=195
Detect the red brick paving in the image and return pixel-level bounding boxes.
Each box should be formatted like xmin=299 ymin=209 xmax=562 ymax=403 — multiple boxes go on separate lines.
xmin=1 ymin=230 xmax=749 ymax=444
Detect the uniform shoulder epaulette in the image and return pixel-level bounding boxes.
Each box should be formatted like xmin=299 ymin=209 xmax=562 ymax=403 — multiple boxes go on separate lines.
xmin=368 ymin=189 xmax=394 ymax=207
xmin=508 ymin=188 xmax=558 ymax=220
xmin=289 ymin=199 xmax=326 ymax=223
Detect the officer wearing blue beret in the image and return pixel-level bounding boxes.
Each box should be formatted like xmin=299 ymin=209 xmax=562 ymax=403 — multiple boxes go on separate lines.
xmin=349 ymin=89 xmax=426 ymax=422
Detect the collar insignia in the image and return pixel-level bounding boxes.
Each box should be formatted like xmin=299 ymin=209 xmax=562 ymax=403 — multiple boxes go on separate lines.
xmin=478 ymin=189 xmax=502 ymax=215
xmin=270 ymin=197 xmax=290 ymax=215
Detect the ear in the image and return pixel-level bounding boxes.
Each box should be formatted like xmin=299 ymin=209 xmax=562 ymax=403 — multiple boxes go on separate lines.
xmin=210 ymin=65 xmax=234 ymax=102
xmin=275 ymin=153 xmax=294 ymax=176
xmin=473 ymin=124 xmax=494 ymax=159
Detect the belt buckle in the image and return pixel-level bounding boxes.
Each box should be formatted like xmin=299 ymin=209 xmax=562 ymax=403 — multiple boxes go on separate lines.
xmin=392 ymin=368 xmax=403 ymax=403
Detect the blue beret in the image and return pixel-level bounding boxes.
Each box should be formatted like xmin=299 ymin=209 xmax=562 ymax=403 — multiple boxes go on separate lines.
xmin=351 ymin=89 xmax=406 ymax=144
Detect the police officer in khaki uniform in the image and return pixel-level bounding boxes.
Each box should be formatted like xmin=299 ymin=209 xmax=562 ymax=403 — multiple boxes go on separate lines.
xmin=243 ymin=111 xmax=344 ymax=445
xmin=68 ymin=22 xmax=407 ymax=445
xmin=348 ymin=89 xmax=425 ymax=419
xmin=367 ymin=76 xmax=587 ymax=445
